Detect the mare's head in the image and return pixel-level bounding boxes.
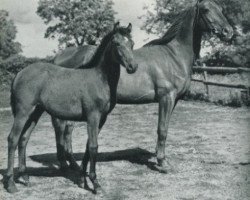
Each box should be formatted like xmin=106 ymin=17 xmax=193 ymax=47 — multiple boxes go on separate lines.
xmin=197 ymin=0 xmax=233 ymax=41
xmin=109 ymin=22 xmax=138 ymax=74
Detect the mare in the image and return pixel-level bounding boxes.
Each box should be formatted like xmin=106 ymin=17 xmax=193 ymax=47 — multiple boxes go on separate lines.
xmin=5 ymin=22 xmax=138 ymax=194
xmin=53 ymin=0 xmax=234 ymax=175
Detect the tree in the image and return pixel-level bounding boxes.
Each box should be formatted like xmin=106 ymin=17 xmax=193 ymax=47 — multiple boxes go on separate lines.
xmin=140 ymin=0 xmax=250 ymax=36
xmin=140 ymin=0 xmax=195 ymax=36
xmin=37 ymin=0 xmax=116 ymax=48
xmin=0 ymin=10 xmax=22 ymax=61
xmin=140 ymin=0 xmax=250 ymax=67
xmin=220 ymin=0 xmax=250 ymax=33
xmin=202 ymin=32 xmax=250 ymax=67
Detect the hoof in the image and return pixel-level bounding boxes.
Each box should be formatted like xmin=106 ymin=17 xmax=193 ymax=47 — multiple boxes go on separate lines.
xmin=92 ymin=180 xmax=101 ymax=194
xmin=93 ymin=185 xmax=102 ymax=195
xmin=78 ymin=181 xmax=85 ymax=189
xmin=155 ymin=159 xmax=172 ymax=174
xmin=16 ymin=174 xmax=31 ymax=187
xmin=6 ymin=185 xmax=18 ymax=193
xmin=94 ymin=182 xmax=101 ymax=189
xmin=154 ymin=165 xmax=168 ymax=174
xmin=78 ymin=176 xmax=90 ymax=190
xmin=4 ymin=179 xmax=18 ymax=193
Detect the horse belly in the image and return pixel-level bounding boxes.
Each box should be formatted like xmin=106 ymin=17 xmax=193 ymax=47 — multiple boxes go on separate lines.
xmin=46 ymin=103 xmax=85 ymax=121
xmin=117 ymin=68 xmax=156 ymax=104
xmin=41 ymin=91 xmax=86 ymax=121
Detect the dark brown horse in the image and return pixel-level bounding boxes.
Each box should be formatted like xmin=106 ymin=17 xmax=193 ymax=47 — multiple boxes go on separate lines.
xmin=52 ymin=0 xmax=234 ymax=174
xmin=5 ymin=22 xmax=138 ymax=193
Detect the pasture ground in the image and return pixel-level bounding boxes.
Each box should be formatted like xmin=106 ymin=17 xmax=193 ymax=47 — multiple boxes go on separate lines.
xmin=0 ymin=101 xmax=249 ymax=200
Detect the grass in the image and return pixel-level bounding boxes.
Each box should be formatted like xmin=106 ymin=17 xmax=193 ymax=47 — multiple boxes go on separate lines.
xmin=0 ymin=101 xmax=249 ymax=200
xmin=185 ymin=73 xmax=250 ymax=107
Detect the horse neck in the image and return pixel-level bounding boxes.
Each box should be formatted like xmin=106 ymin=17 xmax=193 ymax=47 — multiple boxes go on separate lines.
xmin=175 ymin=7 xmax=198 ymax=49
xmin=193 ymin=26 xmax=202 ymax=60
xmin=96 ymin=44 xmax=121 ymax=95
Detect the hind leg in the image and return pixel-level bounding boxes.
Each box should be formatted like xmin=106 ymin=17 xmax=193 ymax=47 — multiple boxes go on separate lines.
xmin=51 ymin=117 xmax=69 ymax=171
xmin=17 ymin=106 xmax=44 ymax=186
xmin=64 ymin=122 xmax=79 ymax=170
xmin=5 ymin=113 xmax=30 ymax=193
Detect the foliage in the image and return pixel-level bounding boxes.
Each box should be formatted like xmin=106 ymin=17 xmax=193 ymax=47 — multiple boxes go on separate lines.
xmin=140 ymin=0 xmax=250 ymax=36
xmin=202 ymin=33 xmax=250 ymax=67
xmin=140 ymin=0 xmax=195 ymax=36
xmin=0 ymin=10 xmax=22 ymax=61
xmin=37 ymin=0 xmax=116 ymax=48
xmin=140 ymin=0 xmax=250 ymax=67
xmin=0 ymin=54 xmax=54 ymax=75
xmin=219 ymin=0 xmax=250 ymax=33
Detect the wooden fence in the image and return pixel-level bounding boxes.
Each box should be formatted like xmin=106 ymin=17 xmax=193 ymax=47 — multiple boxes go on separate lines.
xmin=191 ymin=65 xmax=250 ymax=98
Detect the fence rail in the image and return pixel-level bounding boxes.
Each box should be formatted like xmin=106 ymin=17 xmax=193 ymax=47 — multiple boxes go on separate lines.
xmin=191 ymin=78 xmax=249 ymax=89
xmin=191 ymin=65 xmax=250 ymax=98
xmin=193 ymin=66 xmax=250 ymax=74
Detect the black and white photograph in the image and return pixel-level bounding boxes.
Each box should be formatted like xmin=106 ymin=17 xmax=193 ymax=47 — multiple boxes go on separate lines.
xmin=0 ymin=0 xmax=249 ymax=199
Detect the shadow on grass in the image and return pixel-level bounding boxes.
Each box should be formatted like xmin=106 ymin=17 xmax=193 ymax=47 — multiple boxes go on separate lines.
xmin=30 ymin=147 xmax=155 ymax=167
xmin=0 ymin=165 xmax=80 ymax=187
xmin=0 ymin=148 xmax=156 ymax=175
xmin=0 ymin=148 xmax=160 ymax=190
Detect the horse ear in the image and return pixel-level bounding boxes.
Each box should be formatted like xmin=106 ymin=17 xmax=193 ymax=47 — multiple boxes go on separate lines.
xmin=127 ymin=23 xmax=132 ymax=33
xmin=114 ymin=21 xmax=120 ymax=31
xmin=196 ymin=0 xmax=204 ymax=6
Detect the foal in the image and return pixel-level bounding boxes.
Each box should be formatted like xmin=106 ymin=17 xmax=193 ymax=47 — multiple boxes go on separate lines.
xmin=5 ymin=22 xmax=137 ymax=193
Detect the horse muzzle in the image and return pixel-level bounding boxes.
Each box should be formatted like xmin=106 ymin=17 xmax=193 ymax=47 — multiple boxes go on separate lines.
xmin=126 ymin=63 xmax=138 ymax=74
xmin=220 ymin=27 xmax=234 ymax=42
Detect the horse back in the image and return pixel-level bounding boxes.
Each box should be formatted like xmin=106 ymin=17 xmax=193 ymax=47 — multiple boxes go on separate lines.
xmin=54 ymin=45 xmax=96 ymax=68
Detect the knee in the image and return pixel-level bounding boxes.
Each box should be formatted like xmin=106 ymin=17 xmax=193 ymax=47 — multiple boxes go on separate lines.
xmin=7 ymin=135 xmax=13 ymax=143
xmin=157 ymin=127 xmax=167 ymax=140
xmin=7 ymin=135 xmax=18 ymax=151
xmin=66 ymin=123 xmax=74 ymax=132
xmin=89 ymin=145 xmax=98 ymax=155
xmin=157 ymin=124 xmax=167 ymax=134
xmin=89 ymin=172 xmax=96 ymax=181
xmin=7 ymin=135 xmax=16 ymax=146
xmin=18 ymin=136 xmax=28 ymax=147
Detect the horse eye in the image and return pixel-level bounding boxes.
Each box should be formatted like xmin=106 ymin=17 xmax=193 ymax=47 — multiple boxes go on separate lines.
xmin=202 ymin=8 xmax=209 ymax=13
xmin=131 ymin=42 xmax=135 ymax=48
xmin=114 ymin=41 xmax=121 ymax=46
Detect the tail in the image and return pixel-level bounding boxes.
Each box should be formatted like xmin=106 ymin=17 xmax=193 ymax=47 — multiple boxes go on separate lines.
xmin=10 ymin=76 xmax=17 ymax=116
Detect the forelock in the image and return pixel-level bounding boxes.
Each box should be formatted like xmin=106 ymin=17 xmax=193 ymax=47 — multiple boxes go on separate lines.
xmin=115 ymin=27 xmax=132 ymax=38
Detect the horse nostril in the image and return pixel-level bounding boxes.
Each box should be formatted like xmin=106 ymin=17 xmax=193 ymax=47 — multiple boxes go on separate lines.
xmin=212 ymin=28 xmax=217 ymax=34
xmin=222 ymin=28 xmax=228 ymax=35
xmin=223 ymin=28 xmax=233 ymax=39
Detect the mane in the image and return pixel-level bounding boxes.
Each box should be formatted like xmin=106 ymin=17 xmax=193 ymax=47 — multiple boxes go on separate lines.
xmin=144 ymin=6 xmax=197 ymax=47
xmin=79 ymin=27 xmax=131 ymax=69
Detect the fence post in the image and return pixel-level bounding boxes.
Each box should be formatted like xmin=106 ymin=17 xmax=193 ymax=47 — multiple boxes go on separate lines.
xmin=202 ymin=64 xmax=209 ymax=99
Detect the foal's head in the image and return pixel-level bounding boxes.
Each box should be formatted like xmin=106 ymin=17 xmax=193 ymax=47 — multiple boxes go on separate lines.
xmin=197 ymin=0 xmax=233 ymax=41
xmin=109 ymin=22 xmax=138 ymax=74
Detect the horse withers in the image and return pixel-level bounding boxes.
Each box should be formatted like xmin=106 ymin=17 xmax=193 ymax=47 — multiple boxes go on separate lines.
xmin=5 ymin=22 xmax=138 ymax=194
xmin=53 ymin=0 xmax=234 ymax=173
